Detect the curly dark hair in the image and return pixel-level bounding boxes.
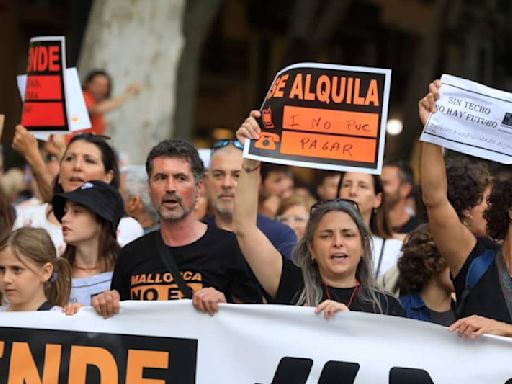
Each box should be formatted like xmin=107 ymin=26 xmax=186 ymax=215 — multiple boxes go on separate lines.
xmin=484 ymin=177 xmax=512 ymax=240
xmin=397 ymin=224 xmax=447 ymax=293
xmin=445 ymin=155 xmax=492 ymax=219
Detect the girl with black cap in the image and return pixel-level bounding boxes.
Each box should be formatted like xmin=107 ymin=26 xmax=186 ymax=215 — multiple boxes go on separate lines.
xmin=52 ymin=180 xmax=124 ymax=306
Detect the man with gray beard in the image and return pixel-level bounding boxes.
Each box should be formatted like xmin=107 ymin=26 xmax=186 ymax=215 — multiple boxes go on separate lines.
xmin=203 ymin=140 xmax=296 ymax=259
xmin=92 ymin=139 xmax=262 ymax=317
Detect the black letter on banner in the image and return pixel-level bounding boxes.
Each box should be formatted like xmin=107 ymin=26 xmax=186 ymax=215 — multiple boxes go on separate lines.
xmin=389 ymin=367 xmax=434 ymax=384
xmin=318 ymin=360 xmax=360 ymax=384
xmin=256 ymin=357 xmax=313 ymax=384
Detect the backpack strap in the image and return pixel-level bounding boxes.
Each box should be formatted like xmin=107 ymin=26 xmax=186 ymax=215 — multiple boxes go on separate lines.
xmin=153 ymin=234 xmax=193 ymax=299
xmin=455 ymin=248 xmax=497 ymax=317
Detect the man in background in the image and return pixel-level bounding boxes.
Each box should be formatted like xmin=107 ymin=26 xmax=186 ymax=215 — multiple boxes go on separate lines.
xmin=204 ymin=140 xmax=296 ymax=259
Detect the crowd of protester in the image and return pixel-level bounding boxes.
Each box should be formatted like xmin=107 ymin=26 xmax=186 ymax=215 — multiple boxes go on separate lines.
xmin=0 ymin=73 xmax=510 ymax=340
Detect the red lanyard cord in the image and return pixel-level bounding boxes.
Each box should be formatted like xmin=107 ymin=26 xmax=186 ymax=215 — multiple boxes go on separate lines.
xmin=324 ymin=281 xmax=360 ymax=309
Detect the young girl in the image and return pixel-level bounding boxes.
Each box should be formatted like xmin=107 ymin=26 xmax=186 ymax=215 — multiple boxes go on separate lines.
xmin=52 ymin=180 xmax=124 ymax=306
xmin=0 ymin=227 xmax=71 ymax=311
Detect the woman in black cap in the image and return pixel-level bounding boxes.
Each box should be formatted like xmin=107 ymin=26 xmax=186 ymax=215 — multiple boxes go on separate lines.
xmin=52 ymin=180 xmax=124 ymax=306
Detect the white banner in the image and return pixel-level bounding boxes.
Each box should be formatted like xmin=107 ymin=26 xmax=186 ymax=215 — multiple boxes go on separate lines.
xmin=421 ymin=74 xmax=512 ymax=164
xmin=0 ymin=301 xmax=511 ymax=383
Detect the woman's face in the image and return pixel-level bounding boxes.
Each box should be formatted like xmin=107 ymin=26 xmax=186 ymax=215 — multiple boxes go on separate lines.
xmin=309 ymin=211 xmax=363 ymax=285
xmin=59 ymin=140 xmax=113 ymax=192
xmin=86 ymin=74 xmax=110 ymax=101
xmin=338 ymin=172 xmax=381 ymax=218
xmin=465 ymin=185 xmax=491 ymax=238
xmin=277 ymin=204 xmax=309 ymax=240
xmin=60 ymin=202 xmax=101 ymax=245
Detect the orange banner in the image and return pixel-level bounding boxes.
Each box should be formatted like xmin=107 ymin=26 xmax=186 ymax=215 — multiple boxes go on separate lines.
xmin=282 ymin=105 xmax=379 ymax=138
xmin=280 ymin=131 xmax=376 ymax=163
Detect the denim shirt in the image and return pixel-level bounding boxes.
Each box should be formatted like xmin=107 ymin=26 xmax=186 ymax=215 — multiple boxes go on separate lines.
xmin=399 ymin=292 xmax=432 ymax=322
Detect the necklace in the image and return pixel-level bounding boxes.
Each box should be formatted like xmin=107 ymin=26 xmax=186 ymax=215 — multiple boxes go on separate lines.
xmin=324 ymin=281 xmax=360 ymax=309
xmin=73 ymin=264 xmax=100 ymax=271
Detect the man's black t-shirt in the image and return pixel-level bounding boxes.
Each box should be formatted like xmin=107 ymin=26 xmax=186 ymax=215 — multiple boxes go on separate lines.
xmin=271 ymin=259 xmax=405 ymax=316
xmin=111 ymin=227 xmax=262 ymax=303
xmin=453 ymin=238 xmax=511 ymax=323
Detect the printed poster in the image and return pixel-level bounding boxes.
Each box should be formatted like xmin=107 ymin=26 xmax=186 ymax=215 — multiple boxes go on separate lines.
xmin=17 ymin=68 xmax=92 ymax=135
xmin=421 ymin=74 xmax=512 ymax=164
xmin=20 ymin=36 xmax=69 ymax=132
xmin=244 ymin=63 xmax=392 ymax=174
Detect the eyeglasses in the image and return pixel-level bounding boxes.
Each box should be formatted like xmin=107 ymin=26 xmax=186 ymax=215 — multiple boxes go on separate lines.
xmin=212 ymin=139 xmax=243 ymax=152
xmin=277 ymin=215 xmax=308 ymax=224
xmin=310 ymin=198 xmax=360 ymax=213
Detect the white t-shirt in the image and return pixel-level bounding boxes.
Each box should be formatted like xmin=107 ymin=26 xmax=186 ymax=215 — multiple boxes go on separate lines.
xmin=14 ymin=203 xmax=144 ymax=253
xmin=69 ymin=272 xmax=113 ymax=305
xmin=371 ymin=236 xmax=403 ymax=278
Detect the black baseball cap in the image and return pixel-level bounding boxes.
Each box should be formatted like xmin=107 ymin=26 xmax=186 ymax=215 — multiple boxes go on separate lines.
xmin=52 ymin=180 xmax=125 ymax=230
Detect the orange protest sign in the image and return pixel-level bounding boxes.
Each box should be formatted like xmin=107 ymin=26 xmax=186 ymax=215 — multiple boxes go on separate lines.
xmin=246 ymin=63 xmax=391 ymax=174
xmin=20 ymin=37 xmax=69 ymax=132
xmin=282 ymin=106 xmax=379 ymax=138
xmin=280 ymin=131 xmax=377 ymax=163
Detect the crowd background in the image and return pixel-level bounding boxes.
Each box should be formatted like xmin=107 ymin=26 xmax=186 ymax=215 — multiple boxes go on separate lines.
xmin=0 ymin=1 xmax=511 ymax=339
xmin=2 ymin=1 xmax=512 ymax=169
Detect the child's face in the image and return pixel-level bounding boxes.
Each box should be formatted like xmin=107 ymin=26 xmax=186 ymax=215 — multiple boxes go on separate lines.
xmin=60 ymin=202 xmax=101 ymax=245
xmin=0 ymin=248 xmax=52 ymax=311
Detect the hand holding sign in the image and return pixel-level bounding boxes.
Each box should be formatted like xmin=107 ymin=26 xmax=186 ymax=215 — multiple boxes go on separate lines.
xmin=418 ymin=79 xmax=441 ymax=126
xmin=420 ymin=74 xmax=512 ymax=164
xmin=236 ymin=110 xmax=262 ymax=145
xmin=12 ymin=125 xmax=39 ymax=162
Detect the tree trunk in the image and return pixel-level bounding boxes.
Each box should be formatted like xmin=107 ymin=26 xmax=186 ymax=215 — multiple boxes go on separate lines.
xmin=79 ymin=0 xmax=185 ymax=164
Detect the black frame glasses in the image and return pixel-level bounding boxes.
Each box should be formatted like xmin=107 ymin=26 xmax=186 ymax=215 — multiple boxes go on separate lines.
xmin=310 ymin=198 xmax=360 ymax=213
xmin=212 ymin=139 xmax=243 ymax=152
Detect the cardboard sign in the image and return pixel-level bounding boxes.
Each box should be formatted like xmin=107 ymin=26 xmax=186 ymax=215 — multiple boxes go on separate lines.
xmin=18 ymin=68 xmax=92 ymax=138
xmin=421 ymin=74 xmax=512 ymax=164
xmin=244 ymin=63 xmax=391 ymax=174
xmin=20 ymin=36 xmax=69 ymax=132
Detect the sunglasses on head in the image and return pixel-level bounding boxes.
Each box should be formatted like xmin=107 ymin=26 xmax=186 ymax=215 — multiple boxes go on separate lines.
xmin=310 ymin=198 xmax=360 ymax=213
xmin=212 ymin=139 xmax=243 ymax=152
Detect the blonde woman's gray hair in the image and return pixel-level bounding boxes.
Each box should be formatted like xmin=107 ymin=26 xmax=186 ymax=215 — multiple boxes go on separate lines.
xmin=292 ymin=199 xmax=383 ymax=313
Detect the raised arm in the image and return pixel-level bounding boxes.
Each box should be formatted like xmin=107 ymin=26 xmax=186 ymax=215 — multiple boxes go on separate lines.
xmin=234 ymin=111 xmax=283 ymax=297
xmin=11 ymin=125 xmax=54 ymax=202
xmin=88 ymin=84 xmax=140 ymax=115
xmin=419 ymin=80 xmax=476 ymax=276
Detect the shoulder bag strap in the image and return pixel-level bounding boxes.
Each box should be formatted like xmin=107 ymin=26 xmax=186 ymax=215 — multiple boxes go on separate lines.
xmin=455 ymin=248 xmax=497 ymax=317
xmin=153 ymin=234 xmax=193 ymax=299
xmin=375 ymin=238 xmax=386 ymax=279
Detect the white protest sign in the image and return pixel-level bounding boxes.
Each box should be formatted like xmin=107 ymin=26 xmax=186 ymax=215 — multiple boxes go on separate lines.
xmin=421 ymin=74 xmax=512 ymax=164
xmin=0 ymin=301 xmax=510 ymax=383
